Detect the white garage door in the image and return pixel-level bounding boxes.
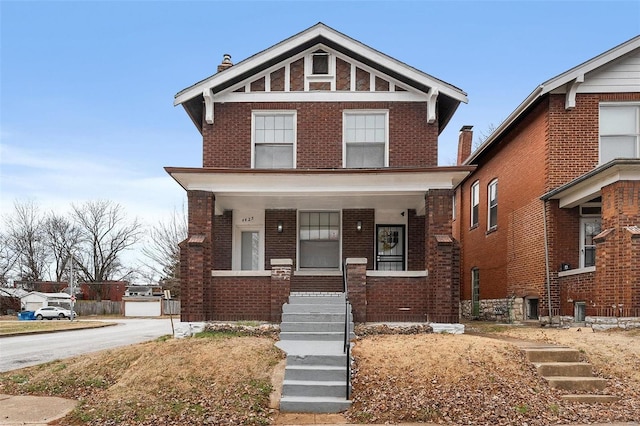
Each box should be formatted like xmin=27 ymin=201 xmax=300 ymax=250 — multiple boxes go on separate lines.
xmin=124 ymin=300 xmax=161 ymax=317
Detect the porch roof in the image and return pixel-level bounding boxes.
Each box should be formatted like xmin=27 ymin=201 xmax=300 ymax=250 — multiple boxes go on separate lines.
xmin=165 ymin=166 xmax=474 ymax=213
xmin=541 ymin=159 xmax=640 ymax=208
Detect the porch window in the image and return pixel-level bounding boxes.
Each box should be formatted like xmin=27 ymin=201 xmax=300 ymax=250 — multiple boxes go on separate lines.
xmin=253 ymin=111 xmax=296 ymax=168
xmin=487 ymin=179 xmax=498 ymax=230
xmin=470 ymin=181 xmax=479 ymax=228
xmin=344 ymin=111 xmax=388 ymax=168
xmin=599 ymin=103 xmax=640 ymax=164
xmin=299 ymin=212 xmax=340 ymax=269
xmin=241 ymin=231 xmax=260 ymax=270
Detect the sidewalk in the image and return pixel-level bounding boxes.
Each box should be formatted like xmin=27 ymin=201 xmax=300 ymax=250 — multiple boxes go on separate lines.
xmin=0 ymin=394 xmax=76 ymax=426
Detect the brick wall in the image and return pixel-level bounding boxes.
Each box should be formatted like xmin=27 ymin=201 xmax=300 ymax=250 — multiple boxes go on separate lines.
xmin=213 ymin=210 xmax=232 ymax=270
xmin=291 ymin=275 xmax=343 ymax=292
xmin=202 ymin=102 xmax=438 ymax=169
xmin=209 ymin=276 xmax=271 ymax=321
xmin=407 ymin=209 xmax=425 ymax=270
xmin=558 ymin=271 xmax=596 ymax=315
xmin=265 ymin=210 xmax=297 ymax=269
xmin=342 ymin=209 xmax=374 ymax=269
xmin=366 ymin=276 xmax=427 ymax=321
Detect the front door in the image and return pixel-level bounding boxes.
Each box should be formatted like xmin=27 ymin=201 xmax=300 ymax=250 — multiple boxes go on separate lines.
xmin=376 ymin=225 xmax=405 ymax=271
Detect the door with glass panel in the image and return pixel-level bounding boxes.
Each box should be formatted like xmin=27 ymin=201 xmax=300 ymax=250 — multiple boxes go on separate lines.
xmin=241 ymin=231 xmax=260 ymax=270
xmin=376 ymin=225 xmax=405 ymax=271
xmin=580 ymin=218 xmax=601 ymax=268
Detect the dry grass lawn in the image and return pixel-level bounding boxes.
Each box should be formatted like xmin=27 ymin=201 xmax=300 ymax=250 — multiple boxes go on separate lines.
xmin=0 ymin=318 xmax=114 ymax=335
xmin=347 ymin=324 xmax=640 ymax=425
xmin=0 ymin=322 xmax=638 ymax=425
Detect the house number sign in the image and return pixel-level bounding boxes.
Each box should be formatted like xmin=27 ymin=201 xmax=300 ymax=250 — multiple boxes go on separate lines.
xmin=241 ymin=216 xmax=255 ymax=223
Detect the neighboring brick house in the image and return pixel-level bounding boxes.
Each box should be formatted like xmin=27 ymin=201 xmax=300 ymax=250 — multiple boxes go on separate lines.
xmin=168 ymin=23 xmax=474 ymax=323
xmin=455 ymin=36 xmax=640 ymax=324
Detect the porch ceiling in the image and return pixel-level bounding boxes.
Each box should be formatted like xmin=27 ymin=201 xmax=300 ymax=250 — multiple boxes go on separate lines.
xmin=165 ymin=166 xmax=474 ymax=213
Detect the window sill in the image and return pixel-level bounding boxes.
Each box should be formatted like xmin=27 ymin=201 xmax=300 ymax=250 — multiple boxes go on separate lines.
xmin=469 ymin=224 xmax=479 ymax=231
xmin=294 ymin=269 xmax=342 ymax=276
xmin=558 ymin=266 xmax=596 ymax=278
xmin=486 ymin=227 xmax=497 ymax=235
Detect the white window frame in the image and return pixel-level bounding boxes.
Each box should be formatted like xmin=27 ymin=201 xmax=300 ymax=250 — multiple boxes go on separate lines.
xmin=251 ymin=110 xmax=297 ymax=169
xmin=342 ymin=110 xmax=389 ymax=168
xmin=297 ymin=210 xmax=342 ymax=270
xmin=487 ymin=179 xmax=498 ymax=231
xmin=232 ymin=211 xmax=265 ymax=271
xmin=599 ymin=102 xmax=640 ymax=164
xmin=470 ymin=181 xmax=480 ymax=228
xmin=579 ymin=205 xmax=601 ymax=269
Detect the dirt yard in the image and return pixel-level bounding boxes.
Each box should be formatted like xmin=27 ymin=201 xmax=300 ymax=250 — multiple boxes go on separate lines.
xmin=347 ymin=323 xmax=640 ymax=425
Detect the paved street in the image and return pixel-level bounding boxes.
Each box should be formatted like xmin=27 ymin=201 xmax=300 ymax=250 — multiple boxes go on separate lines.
xmin=0 ymin=318 xmax=177 ymax=372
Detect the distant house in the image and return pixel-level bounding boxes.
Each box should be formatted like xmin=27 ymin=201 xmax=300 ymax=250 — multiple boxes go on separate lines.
xmin=168 ymin=23 xmax=472 ymax=323
xmin=454 ymin=36 xmax=640 ymax=324
xmin=0 ymin=288 xmax=26 ymax=314
xmin=21 ymin=292 xmax=72 ymax=311
xmin=79 ymin=281 xmax=127 ymax=301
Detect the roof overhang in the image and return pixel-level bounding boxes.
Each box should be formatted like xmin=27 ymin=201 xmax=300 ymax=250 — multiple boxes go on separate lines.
xmin=165 ymin=166 xmax=474 ymax=214
xmin=465 ymin=35 xmax=640 ymax=165
xmin=541 ymin=159 xmax=640 ymax=208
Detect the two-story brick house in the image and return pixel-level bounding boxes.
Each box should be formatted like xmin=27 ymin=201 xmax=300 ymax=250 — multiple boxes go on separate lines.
xmin=168 ymin=23 xmax=474 ymax=323
xmin=455 ymin=36 xmax=640 ymax=325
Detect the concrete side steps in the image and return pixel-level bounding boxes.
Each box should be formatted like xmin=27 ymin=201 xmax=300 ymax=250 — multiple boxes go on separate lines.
xmin=544 ymin=376 xmax=608 ymax=391
xmin=287 ymin=354 xmax=347 ymax=367
xmin=534 ymin=362 xmax=592 ymax=377
xmin=279 ymin=396 xmax=352 ymax=413
xmin=523 ymin=347 xmax=580 ymax=362
xmin=282 ymin=312 xmax=350 ymax=322
xmin=289 ymin=295 xmax=345 ymax=304
xmin=561 ymin=394 xmax=621 ymax=403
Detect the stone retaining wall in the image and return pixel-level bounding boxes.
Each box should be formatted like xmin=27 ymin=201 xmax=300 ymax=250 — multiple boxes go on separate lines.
xmin=460 ymin=297 xmax=523 ymax=322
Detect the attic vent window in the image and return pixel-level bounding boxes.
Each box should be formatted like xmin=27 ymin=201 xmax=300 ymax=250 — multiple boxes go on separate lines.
xmin=312 ymin=50 xmax=329 ymax=75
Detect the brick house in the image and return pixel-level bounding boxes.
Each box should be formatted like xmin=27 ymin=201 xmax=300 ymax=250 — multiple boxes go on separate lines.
xmin=167 ymin=23 xmax=474 ymax=323
xmin=455 ymin=36 xmax=640 ymax=324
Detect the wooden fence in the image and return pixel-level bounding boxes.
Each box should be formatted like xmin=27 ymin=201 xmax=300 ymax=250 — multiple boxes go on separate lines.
xmin=74 ymin=300 xmax=181 ymax=316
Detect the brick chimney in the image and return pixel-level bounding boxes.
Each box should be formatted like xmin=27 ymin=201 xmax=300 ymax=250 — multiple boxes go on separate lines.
xmin=217 ymin=54 xmax=233 ymax=73
xmin=457 ymin=125 xmax=473 ymax=165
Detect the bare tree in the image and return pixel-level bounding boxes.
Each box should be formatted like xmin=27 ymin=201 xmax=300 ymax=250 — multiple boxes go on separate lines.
xmin=0 ymin=231 xmax=19 ymax=286
xmin=142 ymin=207 xmax=187 ymax=298
xmin=71 ymin=200 xmax=143 ymax=300
xmin=44 ymin=212 xmax=82 ymax=282
xmin=4 ymin=200 xmax=49 ymax=281
xmin=473 ymin=123 xmax=498 ymax=151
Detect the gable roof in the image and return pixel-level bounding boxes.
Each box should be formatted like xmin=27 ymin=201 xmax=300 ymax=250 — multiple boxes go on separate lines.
xmin=464 ymin=35 xmax=640 ymax=165
xmin=175 ymin=22 xmax=468 ymax=134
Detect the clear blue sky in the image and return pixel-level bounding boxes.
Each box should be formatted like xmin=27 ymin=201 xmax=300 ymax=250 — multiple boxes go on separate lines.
xmin=2 ymin=0 xmax=639 ymax=227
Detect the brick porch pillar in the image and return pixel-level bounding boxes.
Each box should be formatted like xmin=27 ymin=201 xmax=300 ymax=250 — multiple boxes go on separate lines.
xmin=425 ymin=189 xmax=461 ymax=323
xmin=346 ymin=258 xmax=367 ymax=323
xmin=270 ymin=259 xmax=292 ymax=322
xmin=180 ymin=190 xmax=214 ymax=322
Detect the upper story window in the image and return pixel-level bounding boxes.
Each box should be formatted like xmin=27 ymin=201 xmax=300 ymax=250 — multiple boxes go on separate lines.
xmin=344 ymin=111 xmax=388 ymax=168
xmin=487 ymin=179 xmax=498 ymax=230
xmin=252 ymin=111 xmax=296 ymax=168
xmin=470 ymin=181 xmax=479 ymax=228
xmin=599 ymin=103 xmax=640 ymax=164
xmin=312 ymin=49 xmax=329 ymax=75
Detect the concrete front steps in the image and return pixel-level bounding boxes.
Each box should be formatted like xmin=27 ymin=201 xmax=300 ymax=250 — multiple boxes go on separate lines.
xmin=276 ymin=292 xmax=353 ymax=413
xmin=522 ymin=345 xmax=620 ymax=404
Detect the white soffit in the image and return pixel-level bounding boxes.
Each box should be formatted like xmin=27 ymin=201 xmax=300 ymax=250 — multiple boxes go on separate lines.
xmin=548 ymin=163 xmax=640 ymax=208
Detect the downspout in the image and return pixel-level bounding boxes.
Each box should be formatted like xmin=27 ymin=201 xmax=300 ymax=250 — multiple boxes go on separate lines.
xmin=542 ymin=199 xmax=553 ymax=325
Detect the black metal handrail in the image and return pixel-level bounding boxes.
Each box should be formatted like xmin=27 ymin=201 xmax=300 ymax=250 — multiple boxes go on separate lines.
xmin=342 ymin=260 xmax=351 ymax=399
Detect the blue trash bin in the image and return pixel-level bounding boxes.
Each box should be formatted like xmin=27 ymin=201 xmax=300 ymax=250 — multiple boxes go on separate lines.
xmin=18 ymin=311 xmax=35 ymax=321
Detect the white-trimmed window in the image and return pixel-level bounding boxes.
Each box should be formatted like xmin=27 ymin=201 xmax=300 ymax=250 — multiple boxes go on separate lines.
xmin=580 ymin=204 xmax=601 ymax=268
xmin=487 ymin=179 xmax=498 ymax=230
xmin=470 ymin=181 xmax=480 ymax=228
xmin=299 ymin=211 xmax=340 ymax=269
xmin=252 ymin=111 xmax=296 ymax=168
xmin=312 ymin=49 xmax=330 ymax=75
xmin=343 ymin=111 xmax=388 ymax=168
xmin=599 ymin=103 xmax=640 ymax=164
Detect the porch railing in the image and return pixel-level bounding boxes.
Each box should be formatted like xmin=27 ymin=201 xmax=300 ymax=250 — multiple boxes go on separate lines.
xmin=342 ymin=260 xmax=351 ymax=400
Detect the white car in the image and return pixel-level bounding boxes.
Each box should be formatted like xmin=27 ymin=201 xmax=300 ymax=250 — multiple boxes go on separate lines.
xmin=34 ymin=306 xmax=76 ymax=320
